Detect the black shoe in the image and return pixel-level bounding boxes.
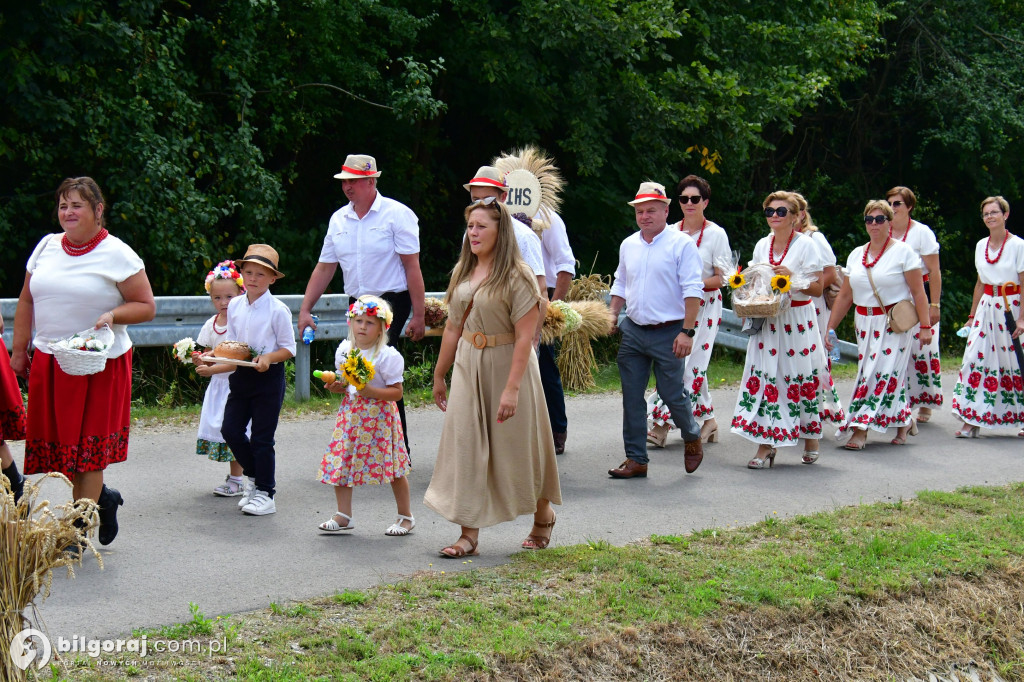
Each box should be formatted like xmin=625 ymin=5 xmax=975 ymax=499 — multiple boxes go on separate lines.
xmin=97 ymin=485 xmax=123 ymax=546
xmin=553 ymin=432 xmax=567 ymax=455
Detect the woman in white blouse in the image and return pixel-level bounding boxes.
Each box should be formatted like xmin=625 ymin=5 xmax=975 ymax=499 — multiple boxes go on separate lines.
xmin=886 ymin=186 xmax=943 ymax=423
xmin=11 ymin=177 xmax=155 ymax=549
xmin=647 ymin=175 xmax=731 ymax=446
xmin=825 ymin=200 xmax=932 ymax=450
xmin=731 ymin=191 xmax=844 ymax=468
xmin=950 ymin=196 xmax=1024 ymax=438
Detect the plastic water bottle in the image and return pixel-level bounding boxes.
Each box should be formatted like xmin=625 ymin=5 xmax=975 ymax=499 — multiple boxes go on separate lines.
xmin=302 ymin=315 xmax=319 ymax=345
xmin=827 ymin=329 xmax=841 ymax=363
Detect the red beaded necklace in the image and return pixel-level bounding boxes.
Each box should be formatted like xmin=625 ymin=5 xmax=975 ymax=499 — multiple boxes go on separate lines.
xmin=985 ymin=232 xmax=1012 ymax=264
xmin=768 ymin=229 xmax=795 ymax=266
xmin=681 ymin=219 xmax=707 ymax=247
xmin=862 ymin=238 xmax=891 ymax=269
xmin=889 ymin=220 xmax=911 ymax=242
xmin=61 ymin=228 xmax=109 ymax=257
xmin=213 ymin=315 xmax=228 ymax=335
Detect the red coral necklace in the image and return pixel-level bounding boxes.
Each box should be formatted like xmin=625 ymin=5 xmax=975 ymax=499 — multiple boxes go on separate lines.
xmin=682 ymin=219 xmax=707 ymax=247
xmin=862 ymin=238 xmax=891 ymax=268
xmin=768 ymin=230 xmax=795 ymax=265
xmin=62 ymin=228 xmax=109 ymax=257
xmin=889 ymin=221 xmax=911 ymax=242
xmin=985 ymin=232 xmax=1011 ymax=264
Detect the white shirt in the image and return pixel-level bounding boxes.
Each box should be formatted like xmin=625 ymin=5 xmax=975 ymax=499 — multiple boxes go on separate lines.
xmin=846 ymin=241 xmax=922 ymax=307
xmin=671 ymin=219 xmax=731 ymax=280
xmin=611 ymin=227 xmax=704 ymax=325
xmin=538 ymin=209 xmax=576 ymax=283
xmin=27 ymin=233 xmax=145 ymax=358
xmin=225 ymin=290 xmax=296 ymax=358
xmin=808 ymin=230 xmax=837 ymax=267
xmin=513 ymin=217 xmax=545 ymax=277
xmin=319 ymin=192 xmax=420 ymax=298
xmin=974 ymin=234 xmax=1024 ymax=286
xmin=750 ymin=231 xmax=823 ymax=303
xmin=196 ymin=315 xmax=226 ymax=349
xmin=895 ymin=220 xmax=939 ymax=275
xmin=334 ymin=340 xmax=405 ymax=395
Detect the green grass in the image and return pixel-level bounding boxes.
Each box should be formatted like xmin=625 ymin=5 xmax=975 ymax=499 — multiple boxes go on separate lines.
xmin=64 ymin=483 xmax=1024 ymax=681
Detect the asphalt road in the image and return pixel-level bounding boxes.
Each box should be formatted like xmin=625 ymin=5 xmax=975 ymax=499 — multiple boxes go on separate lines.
xmin=12 ymin=372 xmax=1023 ymax=640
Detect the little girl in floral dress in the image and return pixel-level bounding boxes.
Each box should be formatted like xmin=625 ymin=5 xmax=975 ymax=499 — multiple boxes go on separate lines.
xmin=192 ymin=261 xmax=247 ymax=496
xmin=317 ymin=295 xmax=413 ymax=536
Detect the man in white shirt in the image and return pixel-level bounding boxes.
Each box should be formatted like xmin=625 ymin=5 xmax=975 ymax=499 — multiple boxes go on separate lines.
xmin=608 ymin=182 xmax=704 ymax=478
xmin=536 ymin=207 xmax=575 ymax=454
xmin=299 ymin=154 xmax=426 ymax=451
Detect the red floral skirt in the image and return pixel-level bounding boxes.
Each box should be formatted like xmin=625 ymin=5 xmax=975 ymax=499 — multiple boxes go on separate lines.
xmin=24 ymin=350 xmax=132 ymax=477
xmin=0 ymin=339 xmax=27 ymax=441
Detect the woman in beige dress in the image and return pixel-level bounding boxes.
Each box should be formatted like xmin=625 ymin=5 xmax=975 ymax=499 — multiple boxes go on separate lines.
xmin=424 ymin=197 xmax=561 ymax=558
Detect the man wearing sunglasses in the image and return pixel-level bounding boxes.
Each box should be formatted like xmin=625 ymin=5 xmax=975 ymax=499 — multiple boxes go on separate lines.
xmin=608 ymin=182 xmax=705 ymax=479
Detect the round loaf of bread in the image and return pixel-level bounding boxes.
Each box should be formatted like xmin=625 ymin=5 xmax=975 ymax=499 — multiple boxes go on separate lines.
xmin=213 ymin=341 xmax=252 ymax=360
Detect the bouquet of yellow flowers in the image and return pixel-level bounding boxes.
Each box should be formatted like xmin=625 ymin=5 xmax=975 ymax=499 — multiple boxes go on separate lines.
xmin=340 ymin=348 xmax=375 ymax=390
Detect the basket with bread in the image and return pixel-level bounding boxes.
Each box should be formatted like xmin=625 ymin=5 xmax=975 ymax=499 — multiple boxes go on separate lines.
xmin=728 ymin=263 xmax=814 ymax=319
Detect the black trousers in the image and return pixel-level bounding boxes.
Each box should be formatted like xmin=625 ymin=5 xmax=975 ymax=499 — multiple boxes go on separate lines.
xmin=222 ymin=363 xmax=286 ymax=497
xmin=351 ymin=290 xmax=412 ymax=453
xmin=539 ymin=287 xmax=568 ymax=433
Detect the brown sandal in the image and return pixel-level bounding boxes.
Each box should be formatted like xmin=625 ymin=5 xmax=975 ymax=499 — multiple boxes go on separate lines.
xmin=440 ymin=534 xmax=479 ymax=558
xmin=522 ymin=513 xmax=557 ymax=550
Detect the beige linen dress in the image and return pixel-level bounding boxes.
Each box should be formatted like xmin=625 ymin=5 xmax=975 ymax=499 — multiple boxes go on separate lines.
xmin=423 ymin=274 xmax=562 ymax=528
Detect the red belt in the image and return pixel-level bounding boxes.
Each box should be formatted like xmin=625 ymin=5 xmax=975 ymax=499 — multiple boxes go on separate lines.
xmin=923 ymin=273 xmax=929 ymax=283
xmin=984 ymin=283 xmax=1020 ymax=296
xmin=856 ymin=304 xmax=893 ymax=316
xmin=703 ymin=287 xmax=718 ymax=292
xmin=791 ymin=299 xmax=812 ymax=308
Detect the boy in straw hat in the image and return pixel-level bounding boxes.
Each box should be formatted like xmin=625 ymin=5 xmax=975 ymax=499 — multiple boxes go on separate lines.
xmin=608 ymin=182 xmax=704 ymax=479
xmin=199 ymin=244 xmax=296 ymax=516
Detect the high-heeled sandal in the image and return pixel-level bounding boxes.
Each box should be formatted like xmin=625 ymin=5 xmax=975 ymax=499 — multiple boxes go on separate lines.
xmin=647 ymin=425 xmax=669 ymax=448
xmin=954 ymin=425 xmax=980 ymax=438
xmin=522 ymin=512 xmax=556 ymax=550
xmin=440 ymin=534 xmax=479 ymax=558
xmin=1018 ymin=428 xmax=1024 ymax=438
xmin=916 ymin=407 xmax=932 ymax=423
xmin=700 ymin=420 xmax=719 ymax=443
xmin=747 ymin=447 xmax=776 ymax=469
xmin=318 ymin=511 xmax=354 ymax=532
xmin=801 ymin=450 xmax=819 ymax=464
xmin=909 ymin=419 xmax=919 ymax=436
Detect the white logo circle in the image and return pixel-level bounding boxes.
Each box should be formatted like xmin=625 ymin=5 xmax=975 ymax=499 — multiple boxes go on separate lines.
xmin=10 ymin=629 xmax=51 ymax=671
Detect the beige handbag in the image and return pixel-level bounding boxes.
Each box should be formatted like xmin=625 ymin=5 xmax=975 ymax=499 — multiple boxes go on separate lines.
xmin=865 ymin=265 xmax=918 ymax=333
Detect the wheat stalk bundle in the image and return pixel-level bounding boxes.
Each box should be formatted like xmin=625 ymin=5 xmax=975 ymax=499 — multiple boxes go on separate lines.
xmin=556 ymin=300 xmax=615 ymax=392
xmin=1 ymin=474 xmax=100 ymax=681
xmin=566 ymin=273 xmax=611 ymax=302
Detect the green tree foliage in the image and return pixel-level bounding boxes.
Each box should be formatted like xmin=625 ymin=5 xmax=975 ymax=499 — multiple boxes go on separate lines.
xmin=0 ymin=0 xmax=442 ymax=294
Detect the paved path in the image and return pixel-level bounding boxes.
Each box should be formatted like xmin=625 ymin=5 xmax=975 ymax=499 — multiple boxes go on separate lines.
xmin=13 ymin=373 xmax=1023 ymax=639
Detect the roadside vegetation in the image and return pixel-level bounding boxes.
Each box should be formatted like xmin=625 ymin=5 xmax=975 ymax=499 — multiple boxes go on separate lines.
xmin=44 ymin=483 xmax=1024 ymax=681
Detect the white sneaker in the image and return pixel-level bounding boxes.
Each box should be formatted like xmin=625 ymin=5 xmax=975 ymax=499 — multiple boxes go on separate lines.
xmin=237 ymin=477 xmax=256 ymax=507
xmin=241 ymin=491 xmax=276 ymax=516
xmin=213 ymin=476 xmax=244 ymax=497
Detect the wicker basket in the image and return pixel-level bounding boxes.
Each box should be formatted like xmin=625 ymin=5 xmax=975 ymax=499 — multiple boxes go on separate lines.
xmin=733 ymin=296 xmax=783 ymax=318
xmin=48 ymin=325 xmax=115 ymax=376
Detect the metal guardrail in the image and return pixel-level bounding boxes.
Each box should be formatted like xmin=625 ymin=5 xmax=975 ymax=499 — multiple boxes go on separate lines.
xmin=1 ymin=293 xmax=858 ymax=401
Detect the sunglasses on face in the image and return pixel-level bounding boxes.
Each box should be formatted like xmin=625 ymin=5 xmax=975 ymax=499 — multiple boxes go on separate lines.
xmin=764 ymin=207 xmax=790 ymax=218
xmin=679 ymin=195 xmax=704 ymax=204
xmin=864 ymin=215 xmax=888 ymax=224
xmin=888 ymin=200 xmax=904 ymax=208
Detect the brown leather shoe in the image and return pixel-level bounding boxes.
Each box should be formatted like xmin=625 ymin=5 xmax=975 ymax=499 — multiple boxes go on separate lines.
xmin=608 ymin=459 xmax=648 ymax=479
xmin=684 ymin=440 xmax=703 ymax=473
xmin=553 ymin=431 xmax=567 ymax=455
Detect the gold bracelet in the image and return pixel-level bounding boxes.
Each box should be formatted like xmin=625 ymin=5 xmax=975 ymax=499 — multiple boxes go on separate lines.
xmin=928 ymin=303 xmax=940 ymax=308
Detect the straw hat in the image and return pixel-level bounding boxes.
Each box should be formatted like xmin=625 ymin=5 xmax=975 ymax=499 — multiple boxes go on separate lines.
xmin=463 ymin=166 xmax=509 ymax=192
xmin=627 ymin=181 xmax=671 ymax=206
xmin=333 ymin=154 xmax=382 ymax=180
xmin=237 ymin=244 xmax=285 ymax=278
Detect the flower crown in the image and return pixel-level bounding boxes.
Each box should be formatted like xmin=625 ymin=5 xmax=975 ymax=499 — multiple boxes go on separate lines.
xmin=347 ymin=298 xmax=393 ymax=329
xmin=205 ymin=260 xmax=245 ymax=293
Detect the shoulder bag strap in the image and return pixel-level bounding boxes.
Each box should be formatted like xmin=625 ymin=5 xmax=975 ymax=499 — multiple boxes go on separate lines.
xmin=863 ymin=250 xmax=886 ymax=310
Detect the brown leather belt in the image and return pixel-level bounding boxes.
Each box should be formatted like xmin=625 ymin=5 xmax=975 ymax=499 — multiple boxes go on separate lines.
xmin=636 ymin=319 xmax=683 ymax=330
xmin=461 ymin=329 xmax=516 ymax=349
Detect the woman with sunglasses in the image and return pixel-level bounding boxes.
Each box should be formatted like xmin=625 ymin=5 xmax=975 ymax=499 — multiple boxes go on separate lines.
xmin=791 ymin=193 xmax=838 ymax=350
xmin=647 ymin=175 xmax=731 ymax=447
xmin=886 ymin=186 xmax=943 ymax=424
xmin=825 ymin=200 xmax=931 ymax=450
xmin=731 ymin=191 xmax=844 ymax=469
xmin=950 ymin=196 xmax=1024 ymax=438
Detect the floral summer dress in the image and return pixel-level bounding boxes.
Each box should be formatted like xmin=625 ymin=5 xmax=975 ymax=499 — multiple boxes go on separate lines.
xmin=318 ymin=341 xmax=410 ymax=487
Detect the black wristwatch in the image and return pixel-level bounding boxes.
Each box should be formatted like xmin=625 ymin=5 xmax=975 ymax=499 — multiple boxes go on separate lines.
xmin=681 ymin=327 xmax=696 ymax=338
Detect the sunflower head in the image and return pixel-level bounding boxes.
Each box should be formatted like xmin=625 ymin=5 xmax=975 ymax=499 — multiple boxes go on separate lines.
xmin=728 ymin=273 xmax=746 ymax=289
xmin=771 ymin=274 xmax=791 ymax=293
